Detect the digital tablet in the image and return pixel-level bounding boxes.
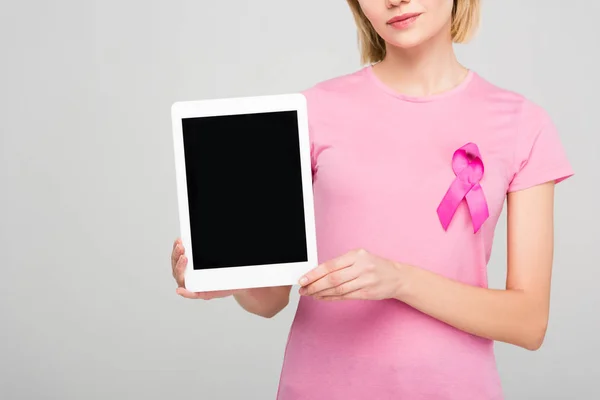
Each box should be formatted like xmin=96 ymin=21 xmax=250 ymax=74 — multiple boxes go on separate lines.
xmin=171 ymin=94 xmax=318 ymax=292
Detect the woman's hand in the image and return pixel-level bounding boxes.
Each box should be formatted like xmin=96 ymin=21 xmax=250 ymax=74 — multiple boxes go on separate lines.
xmin=298 ymin=248 xmax=406 ymax=301
xmin=170 ymin=238 xmax=292 ymax=317
xmin=171 ymin=238 xmax=238 ymax=300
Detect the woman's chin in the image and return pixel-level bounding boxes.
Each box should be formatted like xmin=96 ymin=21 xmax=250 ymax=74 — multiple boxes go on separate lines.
xmin=386 ymin=35 xmax=427 ymax=50
xmin=383 ymin=29 xmax=441 ymax=51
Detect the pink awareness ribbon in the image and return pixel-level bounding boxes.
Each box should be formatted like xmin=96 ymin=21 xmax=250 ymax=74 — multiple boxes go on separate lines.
xmin=437 ymin=142 xmax=489 ymax=233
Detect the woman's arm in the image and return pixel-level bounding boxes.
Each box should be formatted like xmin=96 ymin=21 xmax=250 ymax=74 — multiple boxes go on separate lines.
xmin=397 ymin=181 xmax=555 ymax=350
xmin=233 ymin=286 xmax=293 ymax=318
xmin=298 ymin=181 xmax=557 ymax=350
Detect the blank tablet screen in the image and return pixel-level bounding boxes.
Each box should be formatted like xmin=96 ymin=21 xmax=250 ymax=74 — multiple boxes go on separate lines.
xmin=181 ymin=110 xmax=309 ymax=270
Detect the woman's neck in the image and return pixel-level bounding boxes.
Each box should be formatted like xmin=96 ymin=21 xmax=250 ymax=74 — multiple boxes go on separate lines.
xmin=371 ymin=30 xmax=469 ymax=98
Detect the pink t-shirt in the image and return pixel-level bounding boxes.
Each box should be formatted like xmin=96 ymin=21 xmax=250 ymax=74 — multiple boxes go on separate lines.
xmin=276 ymin=66 xmax=574 ymax=400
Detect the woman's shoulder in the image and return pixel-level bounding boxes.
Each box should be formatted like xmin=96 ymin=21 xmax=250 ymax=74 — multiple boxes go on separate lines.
xmin=469 ymin=71 xmax=549 ymax=120
xmin=298 ymin=67 xmax=373 ymax=125
xmin=301 ymin=67 xmax=371 ymax=100
xmin=470 ymin=72 xmax=573 ymax=191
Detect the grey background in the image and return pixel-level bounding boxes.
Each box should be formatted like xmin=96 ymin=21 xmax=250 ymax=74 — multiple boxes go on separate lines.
xmin=1 ymin=1 xmax=597 ymax=399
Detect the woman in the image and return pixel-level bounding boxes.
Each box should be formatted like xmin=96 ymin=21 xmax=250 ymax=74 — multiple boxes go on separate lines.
xmin=170 ymin=1 xmax=573 ymax=398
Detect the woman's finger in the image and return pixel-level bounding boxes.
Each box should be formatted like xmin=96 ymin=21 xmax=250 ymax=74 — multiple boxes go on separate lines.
xmin=174 ymin=254 xmax=187 ymax=287
xmin=301 ymin=265 xmax=360 ymax=296
xmin=172 ymin=243 xmax=184 ymax=264
xmin=173 ymin=237 xmax=181 ymax=251
xmin=171 ymin=248 xmax=180 ymax=278
xmin=316 ymin=288 xmax=365 ymax=301
xmin=176 ymin=287 xmax=236 ymax=300
xmin=171 ymin=243 xmax=184 ymax=270
xmin=311 ymin=275 xmax=364 ymax=298
xmin=299 ymin=250 xmax=358 ymax=287
xmin=176 ymin=287 xmax=204 ymax=299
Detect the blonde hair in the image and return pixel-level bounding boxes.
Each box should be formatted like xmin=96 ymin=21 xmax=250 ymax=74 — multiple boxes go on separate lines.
xmin=346 ymin=0 xmax=481 ymax=64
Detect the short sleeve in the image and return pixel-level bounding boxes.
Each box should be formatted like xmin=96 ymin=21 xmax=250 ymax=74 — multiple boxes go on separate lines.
xmin=310 ymin=139 xmax=317 ymax=177
xmin=301 ymin=85 xmax=323 ymax=180
xmin=507 ymin=104 xmax=574 ymax=192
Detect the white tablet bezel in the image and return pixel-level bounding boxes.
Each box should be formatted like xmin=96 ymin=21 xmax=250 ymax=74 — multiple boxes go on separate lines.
xmin=171 ymin=93 xmax=317 ymax=292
